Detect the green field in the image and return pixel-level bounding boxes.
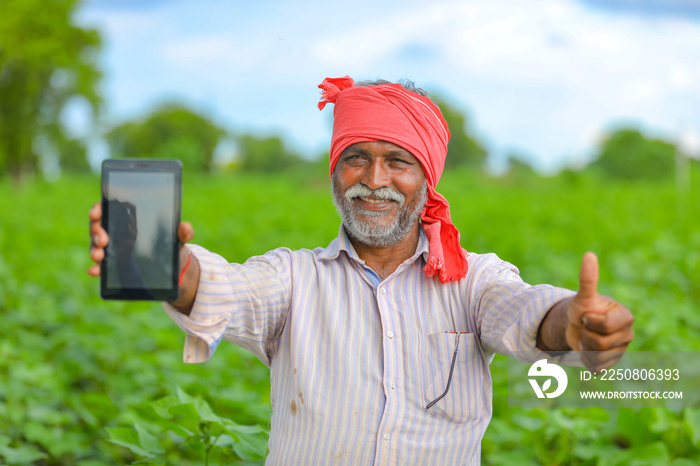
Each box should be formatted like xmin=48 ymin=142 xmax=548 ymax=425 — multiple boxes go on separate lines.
xmin=1 ymin=171 xmax=699 ymax=465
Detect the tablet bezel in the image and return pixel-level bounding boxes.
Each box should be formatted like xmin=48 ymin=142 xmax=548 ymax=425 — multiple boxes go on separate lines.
xmin=100 ymin=159 xmax=182 ymax=301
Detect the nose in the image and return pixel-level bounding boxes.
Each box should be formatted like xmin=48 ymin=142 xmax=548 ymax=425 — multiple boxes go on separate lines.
xmin=361 ymin=159 xmax=391 ymax=190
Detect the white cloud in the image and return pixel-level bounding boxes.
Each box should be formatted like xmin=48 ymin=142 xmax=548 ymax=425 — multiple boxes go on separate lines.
xmin=78 ymin=0 xmax=700 ymax=172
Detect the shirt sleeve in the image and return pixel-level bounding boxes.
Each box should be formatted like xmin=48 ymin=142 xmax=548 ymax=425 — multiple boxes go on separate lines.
xmin=162 ymin=244 xmax=292 ymax=366
xmin=469 ymin=253 xmax=580 ymax=365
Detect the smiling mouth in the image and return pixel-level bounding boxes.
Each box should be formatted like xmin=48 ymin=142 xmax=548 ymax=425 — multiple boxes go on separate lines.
xmin=358 ymin=197 xmax=396 ymax=204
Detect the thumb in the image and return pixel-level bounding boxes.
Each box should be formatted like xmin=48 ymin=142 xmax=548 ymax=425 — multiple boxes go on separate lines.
xmin=178 ymin=222 xmax=194 ymax=245
xmin=577 ymin=251 xmax=599 ymax=300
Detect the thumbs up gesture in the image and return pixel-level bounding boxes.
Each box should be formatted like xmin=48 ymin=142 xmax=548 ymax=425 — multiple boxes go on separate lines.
xmin=565 ymin=252 xmax=634 ymax=372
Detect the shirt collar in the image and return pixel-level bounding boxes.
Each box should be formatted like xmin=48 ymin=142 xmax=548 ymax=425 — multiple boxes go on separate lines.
xmin=318 ymin=223 xmax=430 ymax=266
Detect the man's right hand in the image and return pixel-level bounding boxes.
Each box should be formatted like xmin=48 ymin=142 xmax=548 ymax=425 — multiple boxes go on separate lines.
xmin=88 ymin=202 xmax=200 ymax=315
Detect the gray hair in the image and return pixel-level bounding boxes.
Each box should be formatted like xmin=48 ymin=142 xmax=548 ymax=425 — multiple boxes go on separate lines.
xmin=354 ymin=79 xmax=438 ymax=105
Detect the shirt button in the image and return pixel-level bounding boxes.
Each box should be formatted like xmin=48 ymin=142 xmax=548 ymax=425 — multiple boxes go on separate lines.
xmin=389 ymin=382 xmax=396 ymax=389
xmin=387 ymin=331 xmax=394 ymax=339
xmin=383 ymin=433 xmax=390 ymax=441
xmin=380 ymin=288 xmax=386 ymax=295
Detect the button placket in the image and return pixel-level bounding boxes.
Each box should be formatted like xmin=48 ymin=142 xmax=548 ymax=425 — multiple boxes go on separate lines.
xmin=375 ymin=281 xmax=398 ymax=463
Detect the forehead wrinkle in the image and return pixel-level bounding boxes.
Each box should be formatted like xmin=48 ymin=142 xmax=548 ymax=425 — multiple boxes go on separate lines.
xmin=341 ymin=147 xmax=420 ymax=165
xmin=384 ymin=149 xmax=413 ymax=157
xmin=341 ymin=146 xmax=368 ymax=155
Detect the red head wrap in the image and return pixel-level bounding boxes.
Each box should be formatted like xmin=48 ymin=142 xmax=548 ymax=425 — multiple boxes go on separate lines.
xmin=318 ymin=76 xmax=469 ymax=283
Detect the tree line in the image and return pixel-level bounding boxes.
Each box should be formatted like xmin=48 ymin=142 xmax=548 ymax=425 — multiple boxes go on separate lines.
xmin=0 ymin=0 xmax=690 ymax=183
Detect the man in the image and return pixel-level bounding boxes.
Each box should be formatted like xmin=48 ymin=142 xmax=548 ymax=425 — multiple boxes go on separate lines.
xmin=88 ymin=77 xmax=634 ymax=465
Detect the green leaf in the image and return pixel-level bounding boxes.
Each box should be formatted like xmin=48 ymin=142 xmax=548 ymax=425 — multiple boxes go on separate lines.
xmin=77 ymin=460 xmax=120 ymax=466
xmin=175 ymin=386 xmax=220 ymax=422
xmin=161 ymin=419 xmax=194 ymax=438
xmin=646 ymin=408 xmax=673 ymax=434
xmin=150 ymin=396 xmax=181 ymax=419
xmin=134 ymin=423 xmax=164 ymax=454
xmin=550 ymin=410 xmax=576 ymax=430
xmin=683 ymin=408 xmax=700 ymax=446
xmin=483 ymin=450 xmax=539 ymax=465
xmin=571 ymin=442 xmax=619 ymax=461
xmin=176 ymin=386 xmax=197 ymax=404
xmin=22 ymin=421 xmax=55 ymax=448
xmin=168 ymin=402 xmax=200 ymax=420
xmin=627 ymin=441 xmax=670 ymax=465
xmin=671 ymin=459 xmax=700 ymax=466
xmin=194 ymin=400 xmax=220 ymax=423
xmin=0 ymin=444 xmax=48 ymax=464
xmin=232 ymin=430 xmax=269 ymax=462
xmin=215 ymin=434 xmax=237 ymax=447
xmin=106 ymin=427 xmax=155 ymax=458
xmin=511 ymin=413 xmax=545 ymax=431
xmin=617 ymin=409 xmax=654 ymax=447
xmin=606 ymin=441 xmax=670 ymax=466
xmin=224 ymin=419 xmax=265 ymax=435
xmin=47 ymin=431 xmax=86 ymax=458
xmin=165 ymin=403 xmax=206 ymax=436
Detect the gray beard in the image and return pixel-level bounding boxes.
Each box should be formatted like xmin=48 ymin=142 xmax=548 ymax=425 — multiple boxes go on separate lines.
xmin=331 ymin=178 xmax=428 ymax=248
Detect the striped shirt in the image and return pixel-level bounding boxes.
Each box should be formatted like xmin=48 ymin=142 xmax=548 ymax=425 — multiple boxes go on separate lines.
xmin=163 ymin=226 xmax=576 ymax=465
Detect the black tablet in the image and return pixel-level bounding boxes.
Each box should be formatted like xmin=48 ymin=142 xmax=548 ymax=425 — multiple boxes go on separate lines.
xmin=100 ymin=159 xmax=182 ymax=301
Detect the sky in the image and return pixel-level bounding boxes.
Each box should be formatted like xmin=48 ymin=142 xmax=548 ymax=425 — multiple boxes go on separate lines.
xmin=72 ymin=0 xmax=700 ymax=173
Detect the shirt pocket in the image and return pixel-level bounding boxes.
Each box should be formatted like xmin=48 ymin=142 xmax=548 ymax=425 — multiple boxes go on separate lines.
xmin=419 ymin=332 xmax=488 ymax=424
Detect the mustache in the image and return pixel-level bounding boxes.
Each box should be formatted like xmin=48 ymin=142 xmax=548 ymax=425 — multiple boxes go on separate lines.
xmin=344 ymin=184 xmax=405 ymax=205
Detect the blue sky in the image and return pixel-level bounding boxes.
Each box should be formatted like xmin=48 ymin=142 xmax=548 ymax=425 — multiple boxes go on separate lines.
xmin=73 ymin=0 xmax=700 ymax=173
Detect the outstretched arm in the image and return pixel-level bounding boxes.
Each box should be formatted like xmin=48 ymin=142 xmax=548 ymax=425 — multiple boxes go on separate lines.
xmin=536 ymin=252 xmax=634 ymax=372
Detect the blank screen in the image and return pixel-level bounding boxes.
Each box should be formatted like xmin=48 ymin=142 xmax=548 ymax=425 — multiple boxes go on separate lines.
xmin=105 ymin=171 xmax=176 ymax=290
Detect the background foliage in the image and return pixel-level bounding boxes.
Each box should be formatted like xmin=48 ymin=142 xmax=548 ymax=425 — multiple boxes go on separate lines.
xmin=0 ymin=0 xmax=100 ymax=183
xmin=106 ymin=104 xmax=225 ymax=174
xmin=437 ymin=99 xmax=488 ymax=170
xmin=1 ymin=170 xmax=699 ymax=464
xmin=589 ymin=128 xmax=678 ymax=181
xmin=2 ymin=1 xmax=700 ymax=464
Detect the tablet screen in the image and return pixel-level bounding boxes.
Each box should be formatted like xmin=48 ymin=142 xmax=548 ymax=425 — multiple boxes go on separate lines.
xmin=101 ymin=160 xmax=181 ymax=301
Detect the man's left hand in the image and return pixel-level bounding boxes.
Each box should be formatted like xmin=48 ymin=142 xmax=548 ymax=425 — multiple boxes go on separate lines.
xmin=566 ymin=252 xmax=634 ymax=372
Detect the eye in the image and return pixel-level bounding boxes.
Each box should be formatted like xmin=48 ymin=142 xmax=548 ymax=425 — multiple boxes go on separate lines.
xmin=343 ymin=154 xmax=368 ymax=165
xmin=389 ymin=157 xmax=413 ymax=167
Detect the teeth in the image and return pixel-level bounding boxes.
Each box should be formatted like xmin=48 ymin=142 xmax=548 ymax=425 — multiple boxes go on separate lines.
xmin=360 ymin=197 xmax=390 ymax=204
